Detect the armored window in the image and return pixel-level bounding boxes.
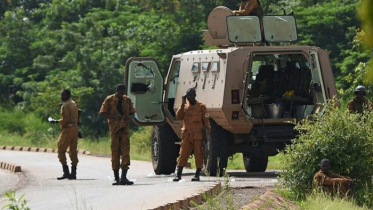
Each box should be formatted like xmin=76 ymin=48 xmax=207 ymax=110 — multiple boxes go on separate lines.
xmin=134 ymin=63 xmax=155 ymax=78
xmin=191 ymin=62 xmax=200 ymax=72
xmin=210 ymin=61 xmax=219 ymax=72
xmin=202 ymin=62 xmax=210 ymax=72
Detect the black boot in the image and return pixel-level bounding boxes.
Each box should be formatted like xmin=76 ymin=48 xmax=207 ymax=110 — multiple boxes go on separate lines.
xmin=112 ymin=170 xmax=120 ymax=185
xmin=191 ymin=168 xmax=201 ymax=181
xmin=119 ymin=169 xmax=134 ymax=185
xmin=69 ymin=166 xmax=77 ymax=180
xmin=113 ymin=169 xmax=119 ymax=185
xmin=57 ymin=165 xmax=70 ymax=180
xmin=173 ymin=167 xmax=183 ymax=182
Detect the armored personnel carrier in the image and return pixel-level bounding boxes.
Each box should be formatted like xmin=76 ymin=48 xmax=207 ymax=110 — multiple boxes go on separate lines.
xmin=124 ymin=7 xmax=337 ymax=175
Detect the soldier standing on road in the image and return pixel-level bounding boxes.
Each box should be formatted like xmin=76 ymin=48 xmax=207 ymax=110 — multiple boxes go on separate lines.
xmin=313 ymin=159 xmax=354 ymax=196
xmin=347 ymin=85 xmax=373 ymax=114
xmin=49 ymin=89 xmax=79 ymax=180
xmin=173 ymin=88 xmax=211 ymax=182
xmin=99 ymin=84 xmax=136 ymax=185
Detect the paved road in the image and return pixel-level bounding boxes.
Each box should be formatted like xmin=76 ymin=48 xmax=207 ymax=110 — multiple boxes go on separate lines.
xmin=0 ymin=150 xmax=277 ymax=210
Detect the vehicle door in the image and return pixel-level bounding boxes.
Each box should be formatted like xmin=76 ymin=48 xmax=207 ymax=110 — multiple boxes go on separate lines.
xmin=309 ymin=51 xmax=327 ymax=116
xmin=125 ymin=57 xmax=165 ymax=126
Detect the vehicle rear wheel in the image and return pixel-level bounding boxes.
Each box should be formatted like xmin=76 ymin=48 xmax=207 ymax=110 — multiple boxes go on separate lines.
xmin=243 ymin=147 xmax=268 ymax=172
xmin=205 ymin=119 xmax=231 ymax=176
xmin=152 ymin=123 xmax=180 ymax=175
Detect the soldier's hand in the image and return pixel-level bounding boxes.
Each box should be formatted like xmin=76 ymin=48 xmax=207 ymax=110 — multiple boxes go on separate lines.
xmin=182 ymin=95 xmax=186 ymax=105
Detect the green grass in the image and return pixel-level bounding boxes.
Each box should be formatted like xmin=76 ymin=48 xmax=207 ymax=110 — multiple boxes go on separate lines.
xmin=0 ymin=126 xmax=153 ymax=162
xmin=299 ymin=193 xmax=369 ymax=210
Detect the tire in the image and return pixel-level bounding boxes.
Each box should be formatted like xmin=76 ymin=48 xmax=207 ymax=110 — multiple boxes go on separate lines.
xmin=151 ymin=123 xmax=180 ymax=175
xmin=243 ymin=147 xmax=268 ymax=172
xmin=205 ymin=119 xmax=231 ymax=176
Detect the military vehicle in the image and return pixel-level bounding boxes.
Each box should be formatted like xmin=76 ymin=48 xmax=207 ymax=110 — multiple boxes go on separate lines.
xmin=124 ymin=6 xmax=337 ymax=176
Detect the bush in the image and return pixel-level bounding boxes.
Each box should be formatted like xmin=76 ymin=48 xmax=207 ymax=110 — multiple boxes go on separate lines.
xmin=279 ymin=100 xmax=373 ymax=206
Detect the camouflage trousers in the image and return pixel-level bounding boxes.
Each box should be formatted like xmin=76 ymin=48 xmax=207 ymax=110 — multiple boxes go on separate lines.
xmin=57 ymin=127 xmax=79 ymax=166
xmin=111 ymin=128 xmax=130 ymax=170
xmin=177 ymin=135 xmax=203 ymax=168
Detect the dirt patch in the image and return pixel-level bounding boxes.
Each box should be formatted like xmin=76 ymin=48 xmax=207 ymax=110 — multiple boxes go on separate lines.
xmin=241 ymin=189 xmax=299 ymax=210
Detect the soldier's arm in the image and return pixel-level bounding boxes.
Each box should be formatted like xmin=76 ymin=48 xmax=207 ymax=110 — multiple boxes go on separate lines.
xmin=176 ymin=104 xmax=185 ymax=121
xmin=128 ymin=98 xmax=136 ymax=115
xmin=347 ymin=101 xmax=354 ymax=113
xmin=201 ymin=105 xmax=211 ymax=134
xmin=233 ymin=0 xmax=258 ymax=15
xmin=124 ymin=97 xmax=136 ymax=120
xmin=99 ymin=97 xmax=120 ymax=119
xmin=58 ymin=104 xmax=70 ymax=128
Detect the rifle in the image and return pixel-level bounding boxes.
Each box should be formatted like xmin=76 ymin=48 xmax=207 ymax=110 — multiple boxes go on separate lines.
xmin=202 ymin=127 xmax=210 ymax=166
xmin=78 ymin=109 xmax=83 ymax=138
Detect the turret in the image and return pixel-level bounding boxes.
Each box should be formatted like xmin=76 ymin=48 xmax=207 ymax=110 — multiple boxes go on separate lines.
xmin=203 ymin=6 xmax=298 ymax=47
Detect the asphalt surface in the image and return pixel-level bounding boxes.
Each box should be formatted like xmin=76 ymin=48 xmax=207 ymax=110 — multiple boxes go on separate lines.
xmin=0 ymin=150 xmax=277 ymax=210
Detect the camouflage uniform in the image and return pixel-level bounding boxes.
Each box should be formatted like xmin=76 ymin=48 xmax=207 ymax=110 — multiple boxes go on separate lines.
xmin=347 ymin=97 xmax=373 ymax=114
xmin=176 ymin=101 xmax=211 ymax=169
xmin=313 ymin=170 xmax=353 ymax=195
xmin=233 ymin=0 xmax=264 ymax=17
xmin=99 ymin=94 xmax=136 ymax=170
xmin=58 ymin=99 xmax=79 ymax=166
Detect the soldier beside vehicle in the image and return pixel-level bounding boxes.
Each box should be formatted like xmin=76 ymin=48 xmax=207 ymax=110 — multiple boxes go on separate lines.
xmin=99 ymin=84 xmax=137 ymax=185
xmin=173 ymin=88 xmax=211 ymax=182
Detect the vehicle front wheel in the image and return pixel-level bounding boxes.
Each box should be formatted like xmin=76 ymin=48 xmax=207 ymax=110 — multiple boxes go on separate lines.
xmin=151 ymin=123 xmax=180 ymax=175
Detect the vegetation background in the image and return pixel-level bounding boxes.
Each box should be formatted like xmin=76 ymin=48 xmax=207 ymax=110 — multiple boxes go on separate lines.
xmin=1 ymin=0 xmax=373 ymax=208
xmin=0 ymin=0 xmax=372 ymax=163
xmin=0 ymin=0 xmax=372 ymax=168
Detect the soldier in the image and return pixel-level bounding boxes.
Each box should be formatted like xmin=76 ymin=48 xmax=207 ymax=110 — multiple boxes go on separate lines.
xmin=99 ymin=84 xmax=136 ymax=185
xmin=232 ymin=0 xmax=264 ymax=18
xmin=347 ymin=85 xmax=373 ymax=114
xmin=173 ymin=88 xmax=211 ymax=182
xmin=313 ymin=159 xmax=354 ymax=196
xmin=49 ymin=89 xmax=79 ymax=180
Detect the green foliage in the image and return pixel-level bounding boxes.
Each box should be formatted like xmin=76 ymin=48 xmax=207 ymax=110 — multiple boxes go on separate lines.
xmin=1 ymin=191 xmax=30 ymax=210
xmin=280 ymin=100 xmax=373 ymax=206
xmin=0 ymin=0 xmax=369 ymax=141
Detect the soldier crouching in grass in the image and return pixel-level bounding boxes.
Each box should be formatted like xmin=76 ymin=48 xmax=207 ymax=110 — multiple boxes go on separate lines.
xmin=99 ymin=84 xmax=136 ymax=185
xmin=49 ymin=89 xmax=79 ymax=180
xmin=313 ymin=159 xmax=354 ymax=196
xmin=173 ymin=88 xmax=211 ymax=182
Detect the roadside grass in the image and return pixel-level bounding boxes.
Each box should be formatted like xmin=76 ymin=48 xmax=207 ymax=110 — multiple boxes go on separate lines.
xmin=0 ymin=127 xmax=152 ymax=162
xmin=299 ymin=193 xmax=369 ymax=210
xmin=275 ymin=188 xmax=370 ymax=210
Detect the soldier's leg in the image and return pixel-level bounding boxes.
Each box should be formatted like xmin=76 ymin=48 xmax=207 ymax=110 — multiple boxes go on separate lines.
xmin=174 ymin=136 xmax=193 ymax=181
xmin=120 ymin=129 xmax=131 ymax=169
xmin=119 ymin=129 xmax=133 ymax=185
xmin=177 ymin=137 xmax=193 ymax=167
xmin=111 ymin=132 xmax=121 ymax=185
xmin=57 ymin=129 xmax=71 ymax=180
xmin=192 ymin=139 xmax=203 ymax=181
xmin=68 ymin=127 xmax=79 ymax=179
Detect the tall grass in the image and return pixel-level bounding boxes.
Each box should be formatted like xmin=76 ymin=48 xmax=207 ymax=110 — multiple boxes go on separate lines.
xmin=299 ymin=193 xmax=369 ymax=210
